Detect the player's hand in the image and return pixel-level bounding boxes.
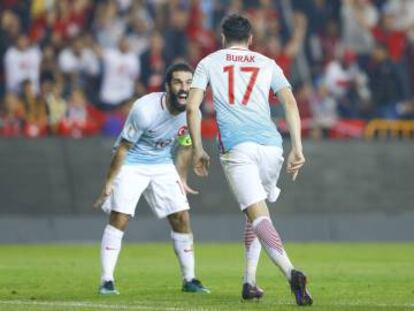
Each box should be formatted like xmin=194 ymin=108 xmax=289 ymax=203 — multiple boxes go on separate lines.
xmin=286 ymin=149 xmax=305 ymax=181
xmin=181 ymin=179 xmax=199 ymax=195
xmin=93 ymin=182 xmax=113 ymax=209
xmin=192 ymin=148 xmax=210 ymax=177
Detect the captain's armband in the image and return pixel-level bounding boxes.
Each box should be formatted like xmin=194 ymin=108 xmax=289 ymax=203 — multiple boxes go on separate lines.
xmin=177 ymin=134 xmax=192 ymax=146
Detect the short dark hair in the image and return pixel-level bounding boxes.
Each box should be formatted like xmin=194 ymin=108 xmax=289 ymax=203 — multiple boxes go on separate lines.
xmin=222 ymin=14 xmax=252 ymax=43
xmin=164 ymin=62 xmax=193 ymax=85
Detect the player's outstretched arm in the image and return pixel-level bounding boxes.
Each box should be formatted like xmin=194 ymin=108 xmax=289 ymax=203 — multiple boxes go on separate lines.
xmin=175 ymin=145 xmax=199 ymax=195
xmin=93 ymin=139 xmax=132 ymax=209
xmin=277 ymin=87 xmax=305 ymax=181
xmin=186 ymin=88 xmax=210 ymax=177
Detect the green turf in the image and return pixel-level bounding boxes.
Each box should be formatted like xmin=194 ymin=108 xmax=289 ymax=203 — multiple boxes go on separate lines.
xmin=0 ymin=243 xmax=413 ymax=311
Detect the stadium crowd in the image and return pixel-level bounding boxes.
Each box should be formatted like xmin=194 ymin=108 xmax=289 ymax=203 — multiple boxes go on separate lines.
xmin=1 ymin=0 xmax=414 ymax=138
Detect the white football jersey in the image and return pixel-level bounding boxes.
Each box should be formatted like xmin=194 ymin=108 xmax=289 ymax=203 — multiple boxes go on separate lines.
xmin=5 ymin=46 xmax=42 ymax=94
xmin=191 ymin=47 xmax=290 ymax=152
xmin=100 ymin=49 xmax=140 ymax=105
xmin=115 ymin=92 xmax=188 ymax=164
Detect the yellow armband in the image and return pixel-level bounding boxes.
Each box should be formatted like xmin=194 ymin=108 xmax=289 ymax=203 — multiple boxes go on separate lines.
xmin=177 ymin=134 xmax=192 ymax=146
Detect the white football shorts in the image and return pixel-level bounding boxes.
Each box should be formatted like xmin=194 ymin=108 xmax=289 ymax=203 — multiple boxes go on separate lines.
xmin=101 ymin=163 xmax=189 ymax=218
xmin=220 ymin=142 xmax=284 ymax=210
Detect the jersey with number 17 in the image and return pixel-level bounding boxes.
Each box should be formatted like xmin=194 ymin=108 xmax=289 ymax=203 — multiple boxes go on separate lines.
xmin=191 ymin=47 xmax=291 ymax=152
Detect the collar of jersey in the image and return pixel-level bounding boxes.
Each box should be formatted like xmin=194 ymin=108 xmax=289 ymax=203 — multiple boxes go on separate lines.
xmin=160 ymin=92 xmax=166 ymax=110
xmin=161 ymin=92 xmax=181 ymax=117
xmin=227 ymin=46 xmax=250 ymax=51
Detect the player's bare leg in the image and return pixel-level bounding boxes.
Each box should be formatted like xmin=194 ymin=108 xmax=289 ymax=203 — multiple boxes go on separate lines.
xmin=167 ymin=210 xmax=209 ymax=293
xmin=244 ymin=201 xmax=312 ymax=306
xmin=242 ymin=216 xmax=264 ymax=301
xmin=99 ymin=211 xmax=130 ymax=295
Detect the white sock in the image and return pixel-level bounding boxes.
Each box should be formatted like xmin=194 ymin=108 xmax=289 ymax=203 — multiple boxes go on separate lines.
xmin=171 ymin=231 xmax=195 ymax=282
xmin=244 ymin=218 xmax=261 ymax=285
xmin=252 ymin=216 xmax=294 ymax=280
xmin=101 ymin=224 xmax=124 ymax=282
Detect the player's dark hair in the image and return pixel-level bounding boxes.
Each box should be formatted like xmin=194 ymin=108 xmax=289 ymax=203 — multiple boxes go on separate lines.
xmin=164 ymin=62 xmax=193 ymax=86
xmin=222 ymin=14 xmax=252 ymax=43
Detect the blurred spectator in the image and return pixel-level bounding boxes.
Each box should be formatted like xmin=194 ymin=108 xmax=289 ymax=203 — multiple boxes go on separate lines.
xmin=0 ymin=11 xmax=21 ymax=55
xmin=186 ymin=41 xmax=203 ymax=70
xmin=140 ymin=31 xmax=167 ymax=92
xmin=372 ymin=5 xmax=412 ymax=100
xmin=59 ymin=88 xmax=102 ymax=138
xmin=1 ymin=1 xmax=30 ymax=31
xmin=30 ymin=0 xmax=92 ymax=46
xmin=367 ymin=44 xmax=406 ymax=112
xmin=372 ymin=5 xmax=408 ymax=63
xmin=4 ymin=34 xmax=41 ymax=95
xmin=21 ymin=80 xmax=48 ymax=137
xmin=0 ymin=92 xmax=25 ymax=137
xmin=319 ymin=19 xmax=341 ymax=65
xmin=309 ymin=79 xmax=338 ymax=138
xmin=186 ymin=0 xmax=216 ymax=58
xmin=385 ymin=0 xmax=414 ymax=43
xmin=293 ymin=0 xmax=340 ymax=35
xmin=40 ymin=44 xmax=59 ymax=83
xmin=94 ymin=0 xmax=127 ymax=49
xmin=385 ymin=0 xmax=414 ymax=95
xmin=44 ymin=80 xmax=67 ymax=135
xmin=50 ymin=0 xmax=91 ymax=41
xmin=245 ymin=0 xmax=279 ymax=50
xmin=0 ymin=10 xmax=22 ymax=97
xmin=97 ymin=36 xmax=140 ymax=110
xmin=264 ymin=12 xmax=307 ymax=78
xmin=292 ymin=0 xmax=340 ymax=77
xmin=341 ymin=0 xmax=378 ymax=64
xmin=125 ymin=1 xmax=153 ymax=56
xmin=58 ymin=35 xmax=99 ymax=93
xmin=164 ymin=8 xmax=189 ymax=63
xmin=324 ymin=48 xmax=371 ymax=118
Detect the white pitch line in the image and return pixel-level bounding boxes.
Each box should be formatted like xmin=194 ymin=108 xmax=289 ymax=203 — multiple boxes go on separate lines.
xmin=0 ymin=300 xmax=186 ymax=311
xmin=333 ymin=302 xmax=414 ymax=309
xmin=0 ymin=300 xmax=413 ymax=310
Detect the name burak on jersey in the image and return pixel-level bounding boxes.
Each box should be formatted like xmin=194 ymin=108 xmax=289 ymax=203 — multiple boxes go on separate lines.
xmin=226 ymin=54 xmax=255 ymax=63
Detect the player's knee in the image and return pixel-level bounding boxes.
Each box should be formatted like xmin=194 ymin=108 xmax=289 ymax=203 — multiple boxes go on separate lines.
xmin=244 ymin=201 xmax=269 ymax=222
xmin=109 ymin=211 xmax=130 ymax=231
xmin=168 ymin=211 xmax=191 ymax=233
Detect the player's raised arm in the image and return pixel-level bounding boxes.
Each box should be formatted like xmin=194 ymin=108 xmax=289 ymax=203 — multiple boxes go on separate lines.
xmin=186 ymin=88 xmax=210 ymax=177
xmin=93 ymin=139 xmax=133 ymax=209
xmin=277 ymin=87 xmax=305 ymax=181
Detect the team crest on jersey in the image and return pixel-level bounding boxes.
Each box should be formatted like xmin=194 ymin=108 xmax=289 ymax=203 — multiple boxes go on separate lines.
xmin=126 ymin=124 xmax=137 ymax=139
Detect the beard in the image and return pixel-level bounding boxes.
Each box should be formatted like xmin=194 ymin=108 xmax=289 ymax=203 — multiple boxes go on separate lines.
xmin=169 ymin=90 xmax=188 ymax=112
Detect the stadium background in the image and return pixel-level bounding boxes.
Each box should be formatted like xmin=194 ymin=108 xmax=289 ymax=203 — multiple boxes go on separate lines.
xmin=0 ymin=0 xmax=413 ymax=243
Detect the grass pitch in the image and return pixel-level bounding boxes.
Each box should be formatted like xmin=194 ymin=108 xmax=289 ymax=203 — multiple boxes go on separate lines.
xmin=0 ymin=243 xmax=413 ymax=311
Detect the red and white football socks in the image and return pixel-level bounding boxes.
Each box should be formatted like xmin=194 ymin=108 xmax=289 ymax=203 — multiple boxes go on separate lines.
xmin=244 ymin=218 xmax=261 ymax=285
xmin=252 ymin=216 xmax=293 ymax=280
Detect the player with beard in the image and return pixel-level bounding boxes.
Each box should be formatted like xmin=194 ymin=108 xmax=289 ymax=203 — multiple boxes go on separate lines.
xmin=94 ymin=63 xmax=209 ymax=295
